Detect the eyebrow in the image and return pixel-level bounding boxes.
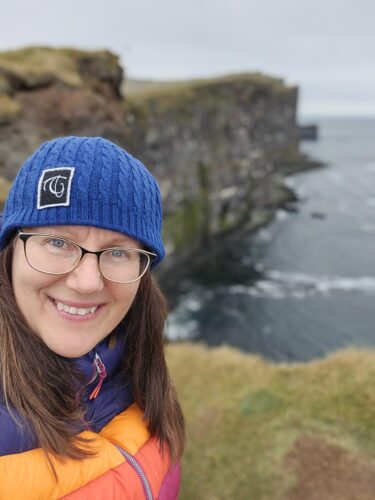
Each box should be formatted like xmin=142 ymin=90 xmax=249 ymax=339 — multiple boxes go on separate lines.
xmin=104 ymin=237 xmax=135 ymax=247
xmin=41 ymin=228 xmax=134 ymax=247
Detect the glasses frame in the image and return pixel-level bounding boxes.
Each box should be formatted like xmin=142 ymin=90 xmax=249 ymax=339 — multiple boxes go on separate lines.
xmin=17 ymin=231 xmax=157 ymax=284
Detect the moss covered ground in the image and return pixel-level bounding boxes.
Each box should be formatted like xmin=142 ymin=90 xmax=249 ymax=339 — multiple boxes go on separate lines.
xmin=124 ymin=73 xmax=289 ymax=100
xmin=0 ymin=46 xmax=119 ymax=88
xmin=166 ymin=343 xmax=375 ymax=499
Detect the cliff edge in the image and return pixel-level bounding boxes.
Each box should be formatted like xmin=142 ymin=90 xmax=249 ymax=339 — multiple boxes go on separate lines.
xmin=0 ymin=47 xmax=310 ymax=265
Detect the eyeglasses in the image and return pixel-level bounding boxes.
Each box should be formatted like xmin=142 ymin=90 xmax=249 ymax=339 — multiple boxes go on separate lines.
xmin=17 ymin=232 xmax=156 ymax=284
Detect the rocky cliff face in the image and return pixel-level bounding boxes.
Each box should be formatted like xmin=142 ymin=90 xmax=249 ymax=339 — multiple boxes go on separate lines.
xmin=124 ymin=75 xmax=300 ymax=258
xmin=0 ymin=47 xmax=305 ymax=264
xmin=0 ymin=47 xmax=126 ymax=181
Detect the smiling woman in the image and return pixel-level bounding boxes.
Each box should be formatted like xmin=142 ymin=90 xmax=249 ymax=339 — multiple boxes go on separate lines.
xmin=0 ymin=137 xmax=184 ymax=499
xmin=12 ymin=226 xmax=144 ymax=358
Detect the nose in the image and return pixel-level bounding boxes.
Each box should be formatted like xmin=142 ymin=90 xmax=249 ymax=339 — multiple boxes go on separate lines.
xmin=65 ymin=254 xmax=105 ymax=294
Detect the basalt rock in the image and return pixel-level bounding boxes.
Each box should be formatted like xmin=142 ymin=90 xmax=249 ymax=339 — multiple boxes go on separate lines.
xmin=124 ymin=74 xmax=301 ymax=263
xmin=0 ymin=47 xmax=126 ymax=183
xmin=0 ymin=47 xmax=309 ymax=266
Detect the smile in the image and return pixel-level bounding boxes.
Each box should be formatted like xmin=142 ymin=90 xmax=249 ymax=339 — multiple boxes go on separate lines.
xmin=54 ymin=300 xmax=99 ymax=316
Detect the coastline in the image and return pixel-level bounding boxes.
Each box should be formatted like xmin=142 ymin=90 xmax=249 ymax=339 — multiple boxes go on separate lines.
xmin=157 ymin=150 xmax=324 ymax=305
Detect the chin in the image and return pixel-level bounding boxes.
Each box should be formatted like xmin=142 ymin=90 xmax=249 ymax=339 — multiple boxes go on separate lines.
xmin=42 ymin=336 xmax=98 ymax=358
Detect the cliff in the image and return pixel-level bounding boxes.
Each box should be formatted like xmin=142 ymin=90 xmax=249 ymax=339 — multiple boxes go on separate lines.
xmin=124 ymin=75 xmax=302 ymax=263
xmin=0 ymin=47 xmax=127 ymax=181
xmin=0 ymin=47 xmax=309 ymax=268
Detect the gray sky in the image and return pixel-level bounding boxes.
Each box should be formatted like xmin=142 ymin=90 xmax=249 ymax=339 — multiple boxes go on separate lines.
xmin=1 ymin=0 xmax=375 ymax=117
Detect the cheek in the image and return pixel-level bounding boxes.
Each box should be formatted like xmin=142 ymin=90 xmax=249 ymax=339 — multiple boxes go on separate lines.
xmin=114 ymin=283 xmax=140 ymax=315
xmin=12 ymin=269 xmax=35 ymax=320
xmin=11 ymin=246 xmax=53 ymax=322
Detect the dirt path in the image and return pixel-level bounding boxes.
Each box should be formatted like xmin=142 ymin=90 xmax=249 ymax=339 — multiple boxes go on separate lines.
xmin=282 ymin=434 xmax=375 ymax=500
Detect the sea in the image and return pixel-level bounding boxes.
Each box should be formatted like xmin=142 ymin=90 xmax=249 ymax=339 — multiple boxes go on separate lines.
xmin=166 ymin=117 xmax=375 ymax=362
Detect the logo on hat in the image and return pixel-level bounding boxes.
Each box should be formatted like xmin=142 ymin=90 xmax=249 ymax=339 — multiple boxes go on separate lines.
xmin=37 ymin=167 xmax=75 ymax=209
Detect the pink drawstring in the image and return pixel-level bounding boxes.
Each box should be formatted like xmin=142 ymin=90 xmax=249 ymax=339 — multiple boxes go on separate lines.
xmin=89 ymin=353 xmax=107 ymax=400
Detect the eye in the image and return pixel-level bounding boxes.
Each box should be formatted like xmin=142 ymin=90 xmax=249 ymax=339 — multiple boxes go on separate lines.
xmin=49 ymin=238 xmax=66 ymax=248
xmin=110 ymin=249 xmax=130 ymax=259
xmin=43 ymin=237 xmax=76 ymax=253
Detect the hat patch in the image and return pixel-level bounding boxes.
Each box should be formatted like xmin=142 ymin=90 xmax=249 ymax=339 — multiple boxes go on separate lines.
xmin=37 ymin=167 xmax=75 ymax=209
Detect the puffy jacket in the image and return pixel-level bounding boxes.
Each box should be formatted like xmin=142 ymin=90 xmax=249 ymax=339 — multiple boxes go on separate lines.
xmin=0 ymin=335 xmax=180 ymax=499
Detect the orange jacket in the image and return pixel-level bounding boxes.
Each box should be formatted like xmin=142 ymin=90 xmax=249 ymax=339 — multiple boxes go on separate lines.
xmin=0 ymin=404 xmax=179 ymax=499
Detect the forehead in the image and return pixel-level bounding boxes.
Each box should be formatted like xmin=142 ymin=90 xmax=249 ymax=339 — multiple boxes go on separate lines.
xmin=23 ymin=225 xmax=140 ymax=247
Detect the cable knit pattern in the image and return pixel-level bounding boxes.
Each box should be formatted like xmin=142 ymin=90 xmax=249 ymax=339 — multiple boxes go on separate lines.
xmin=0 ymin=136 xmax=165 ymax=266
xmin=76 ymin=138 xmax=92 ymax=222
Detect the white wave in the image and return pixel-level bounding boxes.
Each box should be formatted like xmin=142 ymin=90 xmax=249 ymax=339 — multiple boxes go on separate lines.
xmin=166 ymin=318 xmax=199 ymax=340
xmin=166 ymin=295 xmax=205 ymax=340
xmin=254 ymin=228 xmax=272 ymax=242
xmin=283 ymin=178 xmax=297 ymax=189
xmin=178 ymin=296 xmax=202 ymax=312
xmin=228 ymin=270 xmax=375 ymax=299
xmin=275 ymin=209 xmax=289 ymax=221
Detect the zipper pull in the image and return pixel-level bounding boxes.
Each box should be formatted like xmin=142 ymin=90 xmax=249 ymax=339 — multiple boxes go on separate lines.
xmin=89 ymin=353 xmax=107 ymax=400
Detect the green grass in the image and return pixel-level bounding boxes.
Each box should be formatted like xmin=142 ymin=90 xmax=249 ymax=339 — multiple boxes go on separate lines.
xmin=166 ymin=343 xmax=375 ymax=499
xmin=124 ymin=72 xmax=290 ymax=105
xmin=0 ymin=46 xmax=119 ymax=88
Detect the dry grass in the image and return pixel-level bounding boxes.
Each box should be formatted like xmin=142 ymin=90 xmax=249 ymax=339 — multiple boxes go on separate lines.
xmin=166 ymin=343 xmax=375 ymax=499
xmin=0 ymin=47 xmax=83 ymax=86
xmin=124 ymin=72 xmax=288 ymax=101
xmin=0 ymin=95 xmax=20 ymax=122
xmin=0 ymin=46 xmax=117 ymax=88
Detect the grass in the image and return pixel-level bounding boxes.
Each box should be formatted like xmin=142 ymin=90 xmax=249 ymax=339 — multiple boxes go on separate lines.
xmin=166 ymin=343 xmax=375 ymax=499
xmin=124 ymin=72 xmax=290 ymax=102
xmin=0 ymin=46 xmax=119 ymax=88
xmin=0 ymin=95 xmax=20 ymax=122
xmin=0 ymin=47 xmax=82 ymax=86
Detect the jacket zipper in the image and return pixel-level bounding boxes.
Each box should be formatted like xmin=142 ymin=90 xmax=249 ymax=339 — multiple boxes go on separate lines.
xmin=75 ymin=352 xmax=106 ymax=403
xmin=89 ymin=353 xmax=107 ymax=400
xmin=115 ymin=444 xmax=154 ymax=500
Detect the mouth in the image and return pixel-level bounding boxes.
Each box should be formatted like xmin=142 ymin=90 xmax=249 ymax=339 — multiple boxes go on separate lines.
xmin=49 ymin=298 xmax=102 ymax=318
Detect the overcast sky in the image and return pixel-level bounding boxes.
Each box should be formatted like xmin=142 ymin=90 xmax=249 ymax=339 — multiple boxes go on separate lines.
xmin=1 ymin=0 xmax=375 ymax=117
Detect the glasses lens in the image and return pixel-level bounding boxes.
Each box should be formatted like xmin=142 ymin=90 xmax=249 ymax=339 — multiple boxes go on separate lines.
xmin=25 ymin=235 xmax=81 ymax=274
xmin=100 ymin=248 xmax=150 ymax=283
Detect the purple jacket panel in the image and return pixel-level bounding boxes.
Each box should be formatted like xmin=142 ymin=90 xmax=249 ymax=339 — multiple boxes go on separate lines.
xmin=157 ymin=462 xmax=181 ymax=500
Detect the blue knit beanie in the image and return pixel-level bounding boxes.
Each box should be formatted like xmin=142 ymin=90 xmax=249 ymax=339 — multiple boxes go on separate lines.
xmin=0 ymin=136 xmax=165 ymax=266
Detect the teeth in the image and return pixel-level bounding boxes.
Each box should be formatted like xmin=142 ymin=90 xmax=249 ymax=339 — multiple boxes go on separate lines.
xmin=55 ymin=301 xmax=98 ymax=316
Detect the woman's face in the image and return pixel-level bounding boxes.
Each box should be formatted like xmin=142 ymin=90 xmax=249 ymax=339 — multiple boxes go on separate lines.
xmin=12 ymin=225 xmax=141 ymax=358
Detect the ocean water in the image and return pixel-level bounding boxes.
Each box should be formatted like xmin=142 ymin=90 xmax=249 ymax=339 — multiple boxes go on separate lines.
xmin=166 ymin=117 xmax=375 ymax=362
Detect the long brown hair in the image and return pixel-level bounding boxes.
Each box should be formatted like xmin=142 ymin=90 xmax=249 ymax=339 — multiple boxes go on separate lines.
xmin=0 ymin=240 xmax=184 ymax=462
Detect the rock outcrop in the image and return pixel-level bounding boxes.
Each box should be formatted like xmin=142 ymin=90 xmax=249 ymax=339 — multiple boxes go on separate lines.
xmin=0 ymin=47 xmax=309 ymax=267
xmin=0 ymin=47 xmax=126 ymax=181
xmin=124 ymin=75 xmax=301 ymax=258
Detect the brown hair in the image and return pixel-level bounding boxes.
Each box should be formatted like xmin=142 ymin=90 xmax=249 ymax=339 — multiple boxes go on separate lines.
xmin=0 ymin=240 xmax=184 ymax=462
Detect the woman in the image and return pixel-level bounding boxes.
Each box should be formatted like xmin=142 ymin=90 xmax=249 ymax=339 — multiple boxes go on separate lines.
xmin=0 ymin=136 xmax=184 ymax=499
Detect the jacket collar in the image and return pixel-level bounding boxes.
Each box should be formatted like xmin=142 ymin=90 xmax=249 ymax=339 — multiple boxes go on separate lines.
xmin=69 ymin=325 xmax=126 ymax=389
